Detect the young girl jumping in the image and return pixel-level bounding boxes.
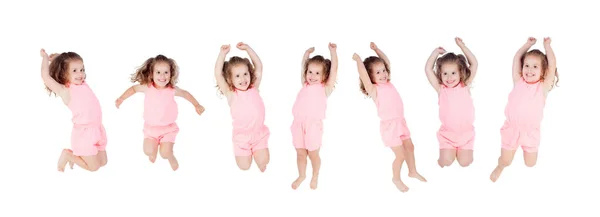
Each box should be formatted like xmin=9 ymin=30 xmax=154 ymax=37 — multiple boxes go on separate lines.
xmin=424 ymin=37 xmax=478 ymax=168
xmin=291 ymin=43 xmax=338 ymax=190
xmin=116 ymin=54 xmax=205 ymax=171
xmin=353 ymin=42 xmax=427 ymax=192
xmin=490 ymin=37 xmax=559 ymax=182
xmin=40 ymin=49 xmax=108 ymax=172
xmin=214 ymin=42 xmax=270 ymax=172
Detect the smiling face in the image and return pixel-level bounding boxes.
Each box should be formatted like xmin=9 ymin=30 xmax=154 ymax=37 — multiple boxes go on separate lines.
xmin=152 ymin=61 xmax=171 ymax=88
xmin=67 ymin=60 xmax=86 ymax=85
xmin=369 ymin=61 xmax=389 ymax=84
xmin=231 ymin=64 xmax=251 ymax=90
xmin=440 ymin=63 xmax=461 ymax=87
xmin=522 ymin=55 xmax=543 ymax=83
xmin=305 ymin=63 xmax=325 ymax=85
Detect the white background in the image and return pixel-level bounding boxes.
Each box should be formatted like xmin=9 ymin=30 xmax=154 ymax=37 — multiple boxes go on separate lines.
xmin=1 ymin=0 xmax=598 ymax=216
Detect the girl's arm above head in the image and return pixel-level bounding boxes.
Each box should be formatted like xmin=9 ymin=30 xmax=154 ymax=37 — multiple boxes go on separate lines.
xmin=542 ymin=37 xmax=557 ymax=91
xmin=115 ymin=84 xmax=146 ymax=108
xmin=425 ymin=47 xmax=445 ymax=93
xmin=353 ymin=53 xmax=377 ymax=99
xmin=371 ymin=42 xmax=391 ymax=70
xmin=237 ymin=42 xmax=263 ymax=89
xmin=512 ymin=37 xmax=536 ymax=84
xmin=40 ymin=49 xmax=67 ymax=98
xmin=301 ymin=47 xmax=314 ymax=85
xmin=215 ymin=45 xmax=232 ymax=97
xmin=175 ymin=87 xmax=205 ymax=116
xmin=325 ymin=42 xmax=338 ymax=95
xmin=456 ymin=37 xmax=478 ymax=85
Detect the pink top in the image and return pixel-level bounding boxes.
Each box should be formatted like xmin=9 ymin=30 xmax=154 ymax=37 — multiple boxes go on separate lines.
xmin=504 ymin=78 xmax=546 ymax=130
xmin=144 ymin=84 xmax=178 ymax=126
xmin=375 ymin=83 xmax=405 ymax=121
xmin=292 ymin=83 xmax=327 ymax=121
xmin=230 ymin=88 xmax=266 ymax=132
xmin=438 ymin=84 xmax=475 ymax=131
xmin=67 ymin=82 xmax=103 ymax=126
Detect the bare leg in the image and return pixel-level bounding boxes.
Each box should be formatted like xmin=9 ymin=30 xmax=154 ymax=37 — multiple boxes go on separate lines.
xmin=235 ymin=156 xmax=252 ymax=170
xmin=456 ymin=149 xmax=473 ymax=167
xmin=402 ymin=139 xmax=427 ymax=182
xmin=59 ymin=149 xmax=102 ymax=172
xmin=438 ymin=149 xmax=457 ymax=168
xmin=391 ymin=145 xmax=409 ymax=192
xmin=98 ymin=150 xmax=108 ymax=167
xmin=292 ymin=149 xmax=308 ymax=190
xmin=523 ymin=151 xmax=538 ymax=167
xmin=308 ymin=149 xmax=321 ymax=190
xmin=159 ymin=142 xmax=178 ymax=171
xmin=490 ymin=148 xmax=517 ymax=182
xmin=143 ymin=138 xmax=158 ymax=163
xmin=253 ymin=148 xmax=270 ymax=172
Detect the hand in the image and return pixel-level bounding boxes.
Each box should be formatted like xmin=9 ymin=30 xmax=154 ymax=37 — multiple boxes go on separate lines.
xmin=329 ymin=42 xmax=337 ymax=50
xmin=544 ymin=37 xmax=552 ymax=46
xmin=236 ymin=42 xmax=249 ymax=50
xmin=370 ymin=42 xmax=378 ymax=51
xmin=195 ymin=105 xmax=205 ymax=115
xmin=220 ymin=45 xmax=230 ymax=54
xmin=526 ymin=37 xmax=537 ymax=45
xmin=306 ymin=47 xmax=315 ymax=54
xmin=40 ymin=49 xmax=48 ymax=59
xmin=115 ymin=98 xmax=123 ymax=108
xmin=455 ymin=37 xmax=465 ymax=47
xmin=49 ymin=53 xmax=59 ymax=61
xmin=352 ymin=53 xmax=361 ymax=61
xmin=434 ymin=46 xmax=446 ymax=55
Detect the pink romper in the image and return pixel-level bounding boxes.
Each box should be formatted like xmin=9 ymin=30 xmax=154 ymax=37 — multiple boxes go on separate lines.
xmin=437 ymin=83 xmax=475 ymax=150
xmin=143 ymin=84 xmax=179 ymax=143
xmin=500 ymin=78 xmax=546 ymax=153
xmin=230 ymin=88 xmax=270 ymax=156
xmin=68 ymin=82 xmax=107 ymax=156
xmin=375 ymin=83 xmax=411 ymax=147
xmin=291 ymin=83 xmax=327 ymax=151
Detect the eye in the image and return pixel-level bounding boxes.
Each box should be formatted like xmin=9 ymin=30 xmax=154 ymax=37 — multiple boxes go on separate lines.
xmin=236 ymin=74 xmax=239 ymax=77
xmin=443 ymin=72 xmax=447 ymax=75
xmin=452 ymin=72 xmax=456 ymax=75
xmin=533 ymin=66 xmax=538 ymax=68
xmin=244 ymin=72 xmax=248 ymax=76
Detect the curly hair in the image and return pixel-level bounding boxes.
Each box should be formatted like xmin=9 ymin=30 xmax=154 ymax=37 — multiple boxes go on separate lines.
xmin=46 ymin=52 xmax=83 ymax=96
xmin=521 ymin=49 xmax=560 ymax=89
xmin=359 ymin=56 xmax=390 ymax=96
xmin=303 ymin=55 xmax=332 ymax=84
xmin=434 ymin=52 xmax=471 ymax=86
xmin=217 ymin=56 xmax=256 ymax=94
xmin=130 ymin=54 xmax=179 ymax=88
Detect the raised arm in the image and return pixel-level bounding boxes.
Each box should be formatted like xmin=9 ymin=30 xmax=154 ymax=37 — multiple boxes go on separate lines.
xmin=456 ymin=37 xmax=478 ymax=85
xmin=175 ymin=87 xmax=205 ymax=115
xmin=325 ymin=42 xmax=338 ymax=92
xmin=425 ymin=47 xmax=445 ymax=92
xmin=301 ymin=47 xmax=314 ymax=85
xmin=214 ymin=45 xmax=231 ymax=96
xmin=542 ymin=37 xmax=557 ymax=91
xmin=353 ymin=53 xmax=376 ymax=98
xmin=371 ymin=42 xmax=391 ymax=70
xmin=115 ymin=84 xmax=146 ymax=108
xmin=237 ymin=42 xmax=263 ymax=89
xmin=40 ymin=49 xmax=67 ymax=98
xmin=513 ymin=37 xmax=536 ymax=84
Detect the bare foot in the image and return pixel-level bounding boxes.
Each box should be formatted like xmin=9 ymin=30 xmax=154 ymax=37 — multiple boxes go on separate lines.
xmin=291 ymin=176 xmax=306 ymax=190
xmin=258 ymin=165 xmax=266 ymax=173
xmin=149 ymin=155 xmax=156 ymax=163
xmin=310 ymin=176 xmax=318 ymax=190
xmin=408 ymin=172 xmax=427 ymax=182
xmin=66 ymin=149 xmax=74 ymax=169
xmin=392 ymin=179 xmax=409 ymax=192
xmin=57 ymin=149 xmax=71 ymax=172
xmin=490 ymin=166 xmax=504 ymax=182
xmin=169 ymin=157 xmax=179 ymax=171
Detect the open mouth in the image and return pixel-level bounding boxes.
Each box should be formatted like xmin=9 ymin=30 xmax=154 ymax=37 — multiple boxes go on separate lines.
xmin=525 ymin=73 xmax=536 ymax=78
xmin=157 ymin=78 xmax=167 ymax=83
xmin=308 ymin=79 xmax=318 ymax=83
xmin=239 ymin=81 xmax=248 ymax=86
xmin=446 ymin=80 xmax=456 ymax=85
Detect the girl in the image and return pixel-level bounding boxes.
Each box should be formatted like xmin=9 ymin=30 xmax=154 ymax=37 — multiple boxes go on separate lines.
xmin=115 ymin=54 xmax=205 ymax=171
xmin=214 ymin=42 xmax=270 ymax=172
xmin=353 ymin=42 xmax=427 ymax=192
xmin=40 ymin=49 xmax=108 ymax=172
xmin=424 ymin=37 xmax=478 ymax=168
xmin=291 ymin=43 xmax=338 ymax=190
xmin=490 ymin=37 xmax=558 ymax=182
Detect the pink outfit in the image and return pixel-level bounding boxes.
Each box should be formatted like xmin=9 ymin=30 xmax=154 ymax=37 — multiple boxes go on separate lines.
xmin=501 ymin=78 xmax=546 ymax=152
xmin=375 ymin=83 xmax=411 ymax=147
xmin=143 ymin=84 xmax=179 ymax=143
xmin=437 ymin=84 xmax=475 ymax=150
xmin=230 ymin=88 xmax=270 ymax=156
xmin=67 ymin=82 xmax=107 ymax=156
xmin=291 ymin=83 xmax=327 ymax=151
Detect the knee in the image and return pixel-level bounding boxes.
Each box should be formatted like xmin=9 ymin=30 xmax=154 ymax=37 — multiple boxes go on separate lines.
xmin=458 ymin=158 xmax=473 ymax=167
xmin=159 ymin=148 xmax=173 ymax=159
xmin=438 ymin=158 xmax=454 ymax=167
xmin=89 ymin=164 xmax=100 ymax=171
xmin=237 ymin=162 xmax=251 ymax=170
xmin=296 ymin=151 xmax=308 ymax=159
xmin=403 ymin=142 xmax=414 ymax=152
xmin=143 ymin=146 xmax=155 ymax=156
xmin=498 ymin=157 xmax=512 ymax=167
xmin=525 ymin=160 xmax=536 ymax=167
xmin=307 ymin=150 xmax=320 ymax=160
xmin=101 ymin=159 xmax=108 ymax=167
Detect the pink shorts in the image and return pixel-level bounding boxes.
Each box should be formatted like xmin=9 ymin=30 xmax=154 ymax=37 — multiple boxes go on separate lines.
xmin=291 ymin=119 xmax=323 ymax=151
xmin=380 ymin=118 xmax=411 ymax=148
xmin=71 ymin=124 xmax=107 ymax=156
xmin=437 ymin=126 xmax=475 ymax=150
xmin=500 ymin=122 xmax=540 ymax=153
xmin=233 ymin=126 xmax=270 ymax=156
xmin=143 ymin=123 xmax=179 ymax=144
